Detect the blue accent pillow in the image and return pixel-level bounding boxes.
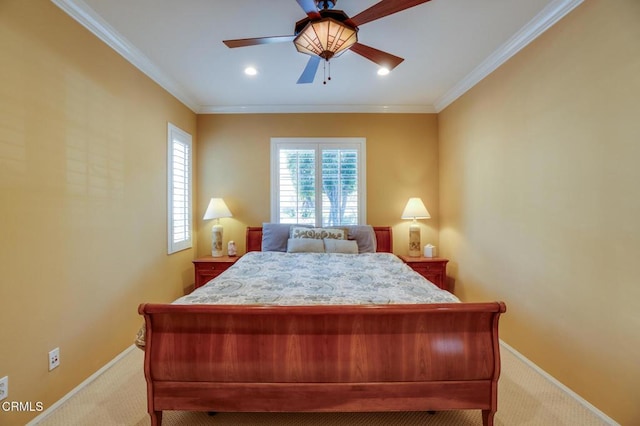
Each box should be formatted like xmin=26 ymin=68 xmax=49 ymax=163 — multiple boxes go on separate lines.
xmin=261 ymin=223 xmax=292 ymax=252
xmin=345 ymin=225 xmax=377 ymax=253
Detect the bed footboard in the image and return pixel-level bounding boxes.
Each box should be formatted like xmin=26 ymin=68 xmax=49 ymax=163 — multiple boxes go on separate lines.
xmin=139 ymin=302 xmax=506 ymax=426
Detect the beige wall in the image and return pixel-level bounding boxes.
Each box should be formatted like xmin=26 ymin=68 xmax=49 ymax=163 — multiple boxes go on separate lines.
xmin=4 ymin=0 xmax=636 ymax=424
xmin=438 ymin=1 xmax=640 ymax=424
xmin=0 ymin=1 xmax=196 ymax=424
xmin=196 ymin=114 xmax=440 ymax=257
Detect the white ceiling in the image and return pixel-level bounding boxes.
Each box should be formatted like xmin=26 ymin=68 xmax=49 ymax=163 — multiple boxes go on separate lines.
xmin=52 ymin=0 xmax=583 ymax=113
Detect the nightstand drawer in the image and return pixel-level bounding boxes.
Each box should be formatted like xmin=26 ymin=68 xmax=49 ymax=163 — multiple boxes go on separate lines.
xmin=197 ymin=268 xmax=228 ymax=283
xmin=193 ymin=256 xmax=241 ymax=289
xmin=398 ymin=256 xmax=449 ymax=292
xmin=411 ymin=264 xmax=438 ymax=273
xmin=199 ymin=263 xmax=232 ymax=273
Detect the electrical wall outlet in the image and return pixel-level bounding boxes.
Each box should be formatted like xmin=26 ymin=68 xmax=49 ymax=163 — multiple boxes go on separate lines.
xmin=49 ymin=347 xmax=60 ymax=371
xmin=0 ymin=376 xmax=8 ymax=401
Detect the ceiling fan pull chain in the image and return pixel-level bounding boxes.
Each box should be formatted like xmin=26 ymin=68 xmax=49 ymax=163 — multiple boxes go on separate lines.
xmin=323 ymin=59 xmax=332 ymax=85
xmin=323 ymin=59 xmax=327 ymax=85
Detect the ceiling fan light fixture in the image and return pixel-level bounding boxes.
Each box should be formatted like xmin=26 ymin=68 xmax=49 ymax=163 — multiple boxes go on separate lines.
xmin=244 ymin=66 xmax=257 ymax=76
xmin=377 ymin=67 xmax=390 ymax=76
xmin=293 ymin=17 xmax=357 ymax=61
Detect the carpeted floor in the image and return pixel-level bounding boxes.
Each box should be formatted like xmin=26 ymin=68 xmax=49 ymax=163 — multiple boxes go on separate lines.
xmin=35 ymin=344 xmax=611 ymax=425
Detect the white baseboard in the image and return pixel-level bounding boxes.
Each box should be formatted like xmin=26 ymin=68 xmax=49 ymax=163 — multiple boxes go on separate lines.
xmin=499 ymin=340 xmax=619 ymax=425
xmin=26 ymin=344 xmax=137 ymax=425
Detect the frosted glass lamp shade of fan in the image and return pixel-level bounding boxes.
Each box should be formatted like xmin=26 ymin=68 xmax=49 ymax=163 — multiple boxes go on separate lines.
xmin=203 ymin=198 xmax=232 ymax=257
xmin=401 ymin=198 xmax=431 ymax=257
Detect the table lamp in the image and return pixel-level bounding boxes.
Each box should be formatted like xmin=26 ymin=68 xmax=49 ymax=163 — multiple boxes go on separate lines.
xmin=401 ymin=197 xmax=431 ymax=257
xmin=203 ymin=198 xmax=232 ymax=257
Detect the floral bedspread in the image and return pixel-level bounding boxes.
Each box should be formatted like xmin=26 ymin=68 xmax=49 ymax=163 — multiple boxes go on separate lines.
xmin=176 ymin=251 xmax=459 ymax=305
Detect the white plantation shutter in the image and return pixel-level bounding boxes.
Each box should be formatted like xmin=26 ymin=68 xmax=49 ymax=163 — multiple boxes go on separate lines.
xmin=278 ymin=148 xmax=316 ymax=224
xmin=271 ymin=138 xmax=366 ymax=226
xmin=321 ymin=147 xmax=359 ymax=226
xmin=167 ymin=124 xmax=192 ymax=253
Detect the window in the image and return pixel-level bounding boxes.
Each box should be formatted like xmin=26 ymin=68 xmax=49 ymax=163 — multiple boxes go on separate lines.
xmin=167 ymin=123 xmax=192 ymax=254
xmin=271 ymin=138 xmax=366 ymax=226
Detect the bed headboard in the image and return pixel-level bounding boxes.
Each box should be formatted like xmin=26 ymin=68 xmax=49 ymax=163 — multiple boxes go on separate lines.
xmin=246 ymin=226 xmax=393 ymax=253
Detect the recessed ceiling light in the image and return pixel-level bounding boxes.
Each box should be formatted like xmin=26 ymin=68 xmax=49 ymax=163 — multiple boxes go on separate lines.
xmin=377 ymin=67 xmax=390 ymax=76
xmin=244 ymin=66 xmax=257 ymax=76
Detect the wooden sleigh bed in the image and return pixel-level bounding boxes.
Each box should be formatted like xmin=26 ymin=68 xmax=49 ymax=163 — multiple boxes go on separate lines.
xmin=139 ymin=226 xmax=506 ymax=425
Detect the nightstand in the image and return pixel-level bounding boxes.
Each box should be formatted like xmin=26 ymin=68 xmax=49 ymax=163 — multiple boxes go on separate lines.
xmin=192 ymin=256 xmax=241 ymax=289
xmin=398 ymin=256 xmax=449 ymax=292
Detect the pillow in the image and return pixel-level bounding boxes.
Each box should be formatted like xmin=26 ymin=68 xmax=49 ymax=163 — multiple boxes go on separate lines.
xmin=261 ymin=223 xmax=292 ymax=252
xmin=290 ymin=226 xmax=347 ymax=240
xmin=345 ymin=225 xmax=377 ymax=253
xmin=323 ymin=239 xmax=358 ymax=254
xmin=286 ymin=238 xmax=325 ymax=253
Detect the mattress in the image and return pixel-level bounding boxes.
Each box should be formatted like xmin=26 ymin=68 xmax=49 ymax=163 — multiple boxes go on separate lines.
xmin=176 ymin=251 xmax=459 ymax=305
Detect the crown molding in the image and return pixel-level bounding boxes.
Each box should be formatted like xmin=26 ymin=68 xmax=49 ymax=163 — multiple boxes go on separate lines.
xmin=198 ymin=104 xmax=437 ymax=114
xmin=50 ymin=0 xmax=200 ymax=112
xmin=434 ymin=0 xmax=584 ymax=112
xmin=52 ymin=0 xmax=582 ymax=115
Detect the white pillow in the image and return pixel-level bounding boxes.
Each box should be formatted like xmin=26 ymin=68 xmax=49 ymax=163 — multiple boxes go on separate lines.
xmin=323 ymin=239 xmax=358 ymax=254
xmin=286 ymin=238 xmax=325 ymax=253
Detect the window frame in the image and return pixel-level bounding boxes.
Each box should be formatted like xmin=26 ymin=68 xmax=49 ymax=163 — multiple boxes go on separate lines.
xmin=167 ymin=123 xmax=193 ymax=254
xmin=270 ymin=137 xmax=366 ymax=226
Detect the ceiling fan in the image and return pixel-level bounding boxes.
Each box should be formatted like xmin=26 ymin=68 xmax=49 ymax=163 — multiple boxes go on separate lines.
xmin=223 ymin=0 xmax=433 ymax=84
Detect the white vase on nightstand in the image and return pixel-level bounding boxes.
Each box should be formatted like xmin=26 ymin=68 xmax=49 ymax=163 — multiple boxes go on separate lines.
xmin=211 ymin=223 xmax=223 ymax=257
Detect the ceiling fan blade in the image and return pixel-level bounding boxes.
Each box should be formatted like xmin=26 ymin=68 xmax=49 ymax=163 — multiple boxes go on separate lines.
xmin=297 ymin=56 xmax=321 ymax=84
xmin=349 ymin=43 xmax=404 ymax=70
xmin=350 ymin=0 xmax=432 ymax=27
xmin=223 ymin=35 xmax=295 ymax=48
xmin=296 ymin=0 xmax=322 ymax=20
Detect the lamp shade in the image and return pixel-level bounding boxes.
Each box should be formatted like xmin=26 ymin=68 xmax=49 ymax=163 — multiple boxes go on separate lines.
xmin=401 ymin=198 xmax=431 ymax=220
xmin=294 ymin=17 xmax=358 ymax=60
xmin=203 ymin=198 xmax=232 ymax=220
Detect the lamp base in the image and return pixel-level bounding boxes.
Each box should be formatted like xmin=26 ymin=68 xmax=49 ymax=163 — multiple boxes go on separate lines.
xmin=211 ymin=224 xmax=223 ymax=257
xmin=408 ymin=222 xmax=421 ymax=257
